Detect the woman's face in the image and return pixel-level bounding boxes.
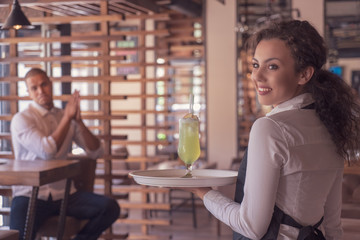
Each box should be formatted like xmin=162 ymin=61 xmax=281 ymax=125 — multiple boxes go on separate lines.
xmin=251 ymin=38 xmax=304 ymax=107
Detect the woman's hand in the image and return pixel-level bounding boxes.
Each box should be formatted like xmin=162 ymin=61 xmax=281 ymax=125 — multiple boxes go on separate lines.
xmin=176 ymin=187 xmax=212 ymax=200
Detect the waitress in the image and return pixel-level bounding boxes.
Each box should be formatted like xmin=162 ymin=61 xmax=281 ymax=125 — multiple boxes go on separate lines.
xmin=184 ymin=20 xmax=360 ymax=239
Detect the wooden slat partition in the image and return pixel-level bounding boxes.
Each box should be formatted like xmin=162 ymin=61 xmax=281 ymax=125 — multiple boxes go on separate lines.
xmin=0 ymin=1 xmax=205 ymax=239
xmin=117 ymin=218 xmax=170 ymax=226
xmin=113 ymin=187 xmax=169 ymax=194
xmin=27 ymin=13 xmax=170 ymax=24
xmin=0 ymin=95 xmax=127 ymax=101
xmin=0 ymin=31 xmax=170 ymax=44
xmin=119 ymin=202 xmax=170 ymax=211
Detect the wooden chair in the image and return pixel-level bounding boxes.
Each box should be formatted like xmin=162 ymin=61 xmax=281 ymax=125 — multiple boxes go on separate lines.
xmin=35 ymin=157 xmax=96 ymax=240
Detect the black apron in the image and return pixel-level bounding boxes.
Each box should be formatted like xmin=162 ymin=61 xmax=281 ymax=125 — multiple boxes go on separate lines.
xmin=233 ymin=104 xmax=325 ymax=240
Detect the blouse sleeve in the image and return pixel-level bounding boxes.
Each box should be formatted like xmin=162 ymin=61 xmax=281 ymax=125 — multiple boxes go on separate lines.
xmin=203 ymin=117 xmax=287 ymax=239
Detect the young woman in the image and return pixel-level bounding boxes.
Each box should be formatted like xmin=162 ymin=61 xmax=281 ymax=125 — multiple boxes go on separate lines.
xmin=188 ymin=20 xmax=360 ymax=239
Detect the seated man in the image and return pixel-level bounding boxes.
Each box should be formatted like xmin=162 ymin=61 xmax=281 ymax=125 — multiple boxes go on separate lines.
xmin=10 ymin=68 xmax=120 ymax=240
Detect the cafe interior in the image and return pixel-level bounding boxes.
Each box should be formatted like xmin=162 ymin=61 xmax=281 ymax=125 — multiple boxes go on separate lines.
xmin=0 ymin=0 xmax=359 ymax=239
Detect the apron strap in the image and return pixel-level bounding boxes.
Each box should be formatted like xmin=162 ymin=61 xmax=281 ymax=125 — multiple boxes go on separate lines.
xmin=281 ymin=211 xmax=325 ymax=240
xmin=234 ymin=148 xmax=248 ymax=203
xmin=301 ymin=102 xmax=315 ymax=110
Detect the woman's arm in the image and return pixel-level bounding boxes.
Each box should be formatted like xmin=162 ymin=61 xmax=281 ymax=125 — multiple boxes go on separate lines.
xmin=201 ymin=118 xmax=285 ymax=239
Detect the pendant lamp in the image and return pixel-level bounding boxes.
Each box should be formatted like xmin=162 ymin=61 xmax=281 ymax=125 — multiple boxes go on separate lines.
xmin=2 ymin=0 xmax=33 ymax=30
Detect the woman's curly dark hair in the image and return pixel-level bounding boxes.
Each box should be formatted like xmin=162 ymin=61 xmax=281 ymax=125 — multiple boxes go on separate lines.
xmin=248 ymin=20 xmax=360 ymax=163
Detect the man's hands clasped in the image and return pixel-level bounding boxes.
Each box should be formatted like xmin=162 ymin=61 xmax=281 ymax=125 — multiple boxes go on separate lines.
xmin=64 ymin=90 xmax=81 ymax=122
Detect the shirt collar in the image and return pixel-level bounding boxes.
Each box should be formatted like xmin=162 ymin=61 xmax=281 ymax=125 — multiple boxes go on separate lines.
xmin=30 ymin=102 xmax=57 ymax=117
xmin=266 ymin=93 xmax=315 ymax=117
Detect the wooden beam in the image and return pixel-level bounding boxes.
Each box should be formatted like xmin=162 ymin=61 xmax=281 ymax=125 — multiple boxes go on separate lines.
xmin=112 ymin=186 xmax=169 ymax=193
xmin=27 ymin=5 xmax=68 ymax=16
xmin=116 ymin=218 xmax=170 ymax=226
xmin=168 ymin=0 xmax=202 ymax=17
xmin=68 ymin=4 xmax=99 ymax=15
xmin=0 ymin=76 xmax=170 ymax=82
xmin=111 ymin=140 xmax=171 ymax=146
xmin=119 ymin=202 xmax=170 ymax=210
xmin=0 ymin=95 xmax=127 ymax=101
xmin=110 ymin=2 xmax=138 ymax=15
xmin=0 ymin=55 xmax=126 ymax=63
xmin=23 ymin=13 xmax=169 ymax=25
xmin=42 ymin=5 xmax=80 ymax=16
xmin=0 ymin=0 xmax=100 ymax=6
xmin=0 ymin=29 xmax=170 ymax=44
xmin=49 ymin=4 xmax=89 ymax=16
xmin=120 ymin=0 xmax=160 ymax=13
xmin=111 ymin=110 xmax=171 ymax=114
xmin=111 ymin=125 xmax=172 ymax=130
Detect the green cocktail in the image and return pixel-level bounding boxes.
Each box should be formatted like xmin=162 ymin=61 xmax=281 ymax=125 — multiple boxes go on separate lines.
xmin=178 ymin=114 xmax=201 ymax=177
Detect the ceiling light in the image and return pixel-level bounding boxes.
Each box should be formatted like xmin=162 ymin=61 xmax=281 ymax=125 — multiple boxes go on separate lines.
xmin=2 ymin=0 xmax=34 ymax=30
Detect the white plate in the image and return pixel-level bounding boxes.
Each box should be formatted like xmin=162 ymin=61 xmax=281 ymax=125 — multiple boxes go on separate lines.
xmin=129 ymin=169 xmax=238 ymax=187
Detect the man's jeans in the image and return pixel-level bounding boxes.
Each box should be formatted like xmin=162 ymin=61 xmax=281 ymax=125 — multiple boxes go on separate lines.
xmin=10 ymin=191 xmax=120 ymax=240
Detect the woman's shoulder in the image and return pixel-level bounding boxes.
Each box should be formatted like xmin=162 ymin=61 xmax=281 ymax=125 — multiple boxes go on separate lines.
xmin=264 ymin=108 xmax=319 ymax=129
xmin=253 ymin=113 xmax=290 ymax=130
xmin=251 ymin=110 xmax=322 ymax=141
xmin=251 ymin=116 xmax=285 ymax=139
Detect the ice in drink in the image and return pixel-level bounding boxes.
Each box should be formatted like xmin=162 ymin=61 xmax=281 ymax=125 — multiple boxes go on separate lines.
xmin=178 ymin=114 xmax=201 ymax=165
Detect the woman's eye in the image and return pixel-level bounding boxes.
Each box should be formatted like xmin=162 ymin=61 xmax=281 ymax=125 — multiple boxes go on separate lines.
xmin=268 ymin=64 xmax=278 ymax=70
xmin=252 ymin=63 xmax=259 ymax=68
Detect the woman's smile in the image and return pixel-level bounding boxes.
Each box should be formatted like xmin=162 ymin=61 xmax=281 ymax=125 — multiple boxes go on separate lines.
xmin=257 ymin=86 xmax=273 ymax=95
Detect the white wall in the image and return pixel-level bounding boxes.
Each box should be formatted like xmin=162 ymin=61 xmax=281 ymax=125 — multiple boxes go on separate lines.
xmin=293 ymin=0 xmax=324 ymax=35
xmin=206 ymin=0 xmax=237 ymax=170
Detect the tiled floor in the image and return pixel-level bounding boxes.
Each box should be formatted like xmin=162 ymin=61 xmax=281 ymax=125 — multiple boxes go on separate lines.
xmin=148 ymin=207 xmax=232 ymax=240
xmin=1 ymin=204 xmax=359 ymax=239
xmin=113 ymin=204 xmax=360 ymax=240
xmin=112 ymin=205 xmax=233 ymax=240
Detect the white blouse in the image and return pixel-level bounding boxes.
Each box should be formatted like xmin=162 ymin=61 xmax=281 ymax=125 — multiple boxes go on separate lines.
xmin=203 ymin=93 xmax=343 ymax=240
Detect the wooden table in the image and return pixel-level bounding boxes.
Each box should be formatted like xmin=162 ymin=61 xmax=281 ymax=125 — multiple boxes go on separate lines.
xmin=0 ymin=159 xmax=81 ymax=240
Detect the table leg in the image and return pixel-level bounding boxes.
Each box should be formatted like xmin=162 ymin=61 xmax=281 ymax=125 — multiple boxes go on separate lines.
xmin=23 ymin=186 xmax=39 ymax=240
xmin=57 ymin=178 xmax=71 ymax=240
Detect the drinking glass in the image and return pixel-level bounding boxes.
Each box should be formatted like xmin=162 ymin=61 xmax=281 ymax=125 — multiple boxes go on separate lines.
xmin=177 ymin=115 xmax=201 ymax=178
